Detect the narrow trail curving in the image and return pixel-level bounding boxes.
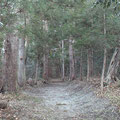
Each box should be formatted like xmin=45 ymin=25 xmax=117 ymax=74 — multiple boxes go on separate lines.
xmin=10 ymin=81 xmax=120 ymax=120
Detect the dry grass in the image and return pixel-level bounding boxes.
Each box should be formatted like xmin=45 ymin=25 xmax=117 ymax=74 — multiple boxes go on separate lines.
xmin=103 ymin=82 xmax=120 ymax=110
xmin=0 ymin=94 xmax=20 ymax=120
xmin=95 ymin=81 xmax=120 ymax=111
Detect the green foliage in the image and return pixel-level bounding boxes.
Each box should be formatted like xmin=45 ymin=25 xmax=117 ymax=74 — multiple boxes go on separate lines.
xmin=94 ymin=0 xmax=118 ymax=8
xmin=0 ymin=0 xmax=120 ymax=77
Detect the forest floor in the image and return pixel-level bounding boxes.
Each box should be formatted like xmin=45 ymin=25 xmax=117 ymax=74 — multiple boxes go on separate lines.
xmin=1 ymin=80 xmax=120 ymax=120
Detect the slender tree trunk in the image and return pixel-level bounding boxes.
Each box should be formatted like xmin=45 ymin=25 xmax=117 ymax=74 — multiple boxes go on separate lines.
xmin=43 ymin=52 xmax=49 ymax=81
xmin=101 ymin=48 xmax=107 ymax=91
xmin=87 ymin=49 xmax=90 ymax=81
xmin=90 ymin=49 xmax=94 ymax=77
xmin=24 ymin=38 xmax=28 ymax=83
xmin=87 ymin=49 xmax=94 ymax=81
xmin=101 ymin=11 xmax=107 ymax=92
xmin=80 ymin=49 xmax=83 ymax=81
xmin=62 ymin=40 xmax=65 ymax=81
xmin=42 ymin=20 xmax=49 ymax=81
xmin=105 ymin=47 xmax=120 ymax=83
xmin=35 ymin=56 xmax=39 ymax=84
xmin=48 ymin=62 xmax=52 ymax=78
xmin=69 ymin=38 xmax=75 ymax=81
xmin=24 ymin=13 xmax=27 ymax=83
xmin=18 ymin=38 xmax=25 ymax=87
xmin=56 ymin=60 xmax=61 ymax=78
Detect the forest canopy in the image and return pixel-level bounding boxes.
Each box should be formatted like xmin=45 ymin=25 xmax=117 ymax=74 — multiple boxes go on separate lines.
xmin=0 ymin=0 xmax=120 ymax=93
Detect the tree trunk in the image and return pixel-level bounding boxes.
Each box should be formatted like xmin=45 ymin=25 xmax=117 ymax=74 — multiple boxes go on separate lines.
xmin=43 ymin=52 xmax=49 ymax=81
xmin=105 ymin=47 xmax=120 ymax=83
xmin=43 ymin=20 xmax=49 ymax=81
xmin=87 ymin=49 xmax=90 ymax=81
xmin=101 ymin=48 xmax=107 ymax=91
xmin=48 ymin=62 xmax=52 ymax=78
xmin=90 ymin=49 xmax=94 ymax=77
xmin=87 ymin=48 xmax=93 ymax=81
xmin=69 ymin=38 xmax=75 ymax=81
xmin=24 ymin=13 xmax=27 ymax=83
xmin=80 ymin=49 xmax=83 ymax=81
xmin=62 ymin=40 xmax=65 ymax=81
xmin=2 ymin=34 xmax=17 ymax=92
xmin=35 ymin=56 xmax=39 ymax=84
xmin=87 ymin=49 xmax=93 ymax=81
xmin=101 ymin=11 xmax=107 ymax=92
xmin=18 ymin=38 xmax=25 ymax=87
xmin=24 ymin=38 xmax=28 ymax=85
xmin=56 ymin=59 xmax=61 ymax=78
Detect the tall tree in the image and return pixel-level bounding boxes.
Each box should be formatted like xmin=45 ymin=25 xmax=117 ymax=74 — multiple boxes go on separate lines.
xmin=18 ymin=38 xmax=26 ymax=87
xmin=80 ymin=49 xmax=83 ymax=81
xmin=43 ymin=20 xmax=49 ymax=81
xmin=69 ymin=38 xmax=75 ymax=80
xmin=101 ymin=11 xmax=107 ymax=92
xmin=62 ymin=40 xmax=65 ymax=81
xmin=3 ymin=32 xmax=17 ymax=92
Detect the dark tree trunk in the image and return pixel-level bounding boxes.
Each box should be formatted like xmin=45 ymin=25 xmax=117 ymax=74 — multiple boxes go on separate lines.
xmin=87 ymin=48 xmax=94 ymax=81
xmin=69 ymin=39 xmax=75 ymax=81
xmin=43 ymin=52 xmax=49 ymax=81
xmin=87 ymin=49 xmax=90 ymax=81
xmin=43 ymin=20 xmax=49 ymax=81
xmin=80 ymin=49 xmax=83 ymax=81
xmin=48 ymin=62 xmax=53 ymax=78
xmin=62 ymin=40 xmax=65 ymax=81
xmin=90 ymin=49 xmax=94 ymax=77
xmin=35 ymin=55 xmax=39 ymax=84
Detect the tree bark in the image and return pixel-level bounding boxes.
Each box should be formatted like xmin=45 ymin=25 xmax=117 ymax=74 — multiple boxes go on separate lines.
xmin=48 ymin=62 xmax=53 ymax=78
xmin=18 ymin=38 xmax=25 ymax=87
xmin=62 ymin=40 xmax=65 ymax=81
xmin=80 ymin=49 xmax=83 ymax=81
xmin=43 ymin=52 xmax=49 ymax=81
xmin=90 ymin=49 xmax=94 ymax=77
xmin=105 ymin=47 xmax=120 ymax=83
xmin=23 ymin=12 xmax=28 ymax=84
xmin=101 ymin=48 xmax=107 ymax=91
xmin=101 ymin=11 xmax=107 ymax=92
xmin=69 ymin=38 xmax=75 ymax=81
xmin=87 ymin=49 xmax=90 ymax=81
xmin=87 ymin=48 xmax=93 ymax=81
xmin=17 ymin=12 xmax=27 ymax=87
xmin=2 ymin=33 xmax=17 ymax=92
xmin=35 ymin=56 xmax=39 ymax=84
xmin=43 ymin=20 xmax=49 ymax=81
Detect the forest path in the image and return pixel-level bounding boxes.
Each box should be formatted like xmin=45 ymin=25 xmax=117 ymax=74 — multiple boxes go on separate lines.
xmin=10 ymin=81 xmax=120 ymax=120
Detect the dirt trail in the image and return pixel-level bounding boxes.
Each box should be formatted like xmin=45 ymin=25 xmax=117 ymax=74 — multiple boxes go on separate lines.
xmin=10 ymin=81 xmax=120 ymax=120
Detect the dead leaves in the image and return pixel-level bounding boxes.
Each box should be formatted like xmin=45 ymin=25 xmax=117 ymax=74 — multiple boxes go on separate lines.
xmin=0 ymin=107 xmax=19 ymax=120
xmin=0 ymin=93 xmax=20 ymax=120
